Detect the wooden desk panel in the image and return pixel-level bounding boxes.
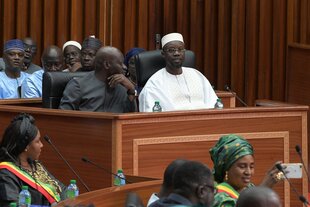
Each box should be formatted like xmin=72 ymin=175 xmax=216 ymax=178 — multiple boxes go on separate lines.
xmin=56 ymin=180 xmax=162 ymax=207
xmin=0 ymin=105 xmax=307 ymax=207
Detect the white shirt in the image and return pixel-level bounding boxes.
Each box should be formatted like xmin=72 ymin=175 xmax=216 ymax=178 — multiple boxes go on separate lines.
xmin=139 ymin=67 xmax=218 ymax=112
xmin=147 ymin=193 xmax=159 ymax=207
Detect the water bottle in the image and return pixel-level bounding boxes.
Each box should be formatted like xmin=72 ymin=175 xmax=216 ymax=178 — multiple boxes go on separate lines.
xmin=114 ymin=169 xmax=126 ymax=186
xmin=152 ymin=101 xmax=162 ymax=112
xmin=18 ymin=185 xmax=31 ymax=207
xmin=66 ymin=179 xmax=79 ymax=198
xmin=9 ymin=202 xmax=17 ymax=207
xmin=214 ymin=98 xmax=224 ymax=109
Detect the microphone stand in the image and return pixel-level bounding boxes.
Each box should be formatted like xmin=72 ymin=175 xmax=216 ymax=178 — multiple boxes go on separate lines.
xmin=81 ymin=157 xmax=132 ymax=184
xmin=276 ymin=164 xmax=309 ymax=207
xmin=224 ymin=85 xmax=248 ymax=107
xmin=44 ymin=135 xmax=90 ymax=192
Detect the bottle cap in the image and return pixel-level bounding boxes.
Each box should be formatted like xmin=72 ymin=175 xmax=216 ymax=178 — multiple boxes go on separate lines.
xmin=70 ymin=179 xmax=77 ymax=184
xmin=22 ymin=185 xmax=28 ymax=190
xmin=155 ymin=101 xmax=160 ymax=104
xmin=217 ymin=98 xmax=222 ymax=101
xmin=117 ymin=169 xmax=123 ymax=173
xmin=9 ymin=203 xmax=17 ymax=207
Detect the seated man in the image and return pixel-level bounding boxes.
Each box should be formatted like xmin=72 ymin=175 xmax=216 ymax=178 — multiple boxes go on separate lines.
xmin=150 ymin=160 xmax=215 ymax=207
xmin=0 ymin=37 xmax=42 ymax=74
xmin=139 ymin=33 xmax=218 ymax=112
xmin=236 ymin=186 xmax=282 ymax=207
xmin=59 ymin=46 xmax=137 ymax=112
xmin=62 ymin=40 xmax=82 ymax=72
xmin=147 ymin=159 xmax=188 ymax=206
xmin=0 ymin=39 xmax=29 ymax=99
xmin=77 ymin=36 xmax=102 ymax=72
xmin=21 ymin=46 xmax=64 ymax=98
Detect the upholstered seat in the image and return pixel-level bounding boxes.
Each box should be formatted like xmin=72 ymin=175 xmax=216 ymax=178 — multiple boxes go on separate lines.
xmin=42 ymin=72 xmax=87 ymax=108
xmin=134 ymin=50 xmax=195 ymax=88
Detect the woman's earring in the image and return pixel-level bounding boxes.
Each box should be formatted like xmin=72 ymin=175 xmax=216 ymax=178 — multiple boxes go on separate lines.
xmin=225 ymin=171 xmax=228 ymax=181
xmin=25 ymin=148 xmax=28 ymax=152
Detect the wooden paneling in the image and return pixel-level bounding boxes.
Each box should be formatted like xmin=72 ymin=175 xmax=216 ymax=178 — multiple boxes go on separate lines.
xmin=0 ymin=0 xmax=308 ymax=106
xmin=0 ymin=104 xmax=307 ymax=206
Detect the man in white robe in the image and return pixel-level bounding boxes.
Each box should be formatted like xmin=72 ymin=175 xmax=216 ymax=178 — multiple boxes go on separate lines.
xmin=139 ymin=33 xmax=218 ymax=112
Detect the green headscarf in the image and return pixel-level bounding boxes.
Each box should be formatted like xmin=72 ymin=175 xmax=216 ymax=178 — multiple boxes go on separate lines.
xmin=209 ymin=134 xmax=254 ymax=183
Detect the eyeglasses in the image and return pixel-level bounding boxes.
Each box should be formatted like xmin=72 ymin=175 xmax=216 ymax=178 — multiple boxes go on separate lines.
xmin=164 ymin=48 xmax=186 ymax=54
xmin=203 ymin=184 xmax=217 ymax=194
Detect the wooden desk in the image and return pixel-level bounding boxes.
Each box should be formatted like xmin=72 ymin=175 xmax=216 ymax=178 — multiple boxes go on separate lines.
xmin=0 ymin=105 xmax=307 ymax=207
xmin=0 ymin=91 xmax=234 ymax=109
xmin=55 ymin=180 xmax=161 ymax=207
xmin=0 ymin=98 xmax=42 ymax=107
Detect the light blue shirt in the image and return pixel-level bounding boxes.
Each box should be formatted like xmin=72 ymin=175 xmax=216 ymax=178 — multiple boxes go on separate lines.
xmin=21 ymin=70 xmax=44 ymax=98
xmin=0 ymin=71 xmax=29 ymax=99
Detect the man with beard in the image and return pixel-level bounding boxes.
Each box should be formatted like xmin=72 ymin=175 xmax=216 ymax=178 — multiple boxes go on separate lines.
xmin=22 ymin=46 xmax=64 ymax=98
xmin=0 ymin=39 xmax=29 ymax=99
xmin=139 ymin=33 xmax=218 ymax=112
xmin=76 ymin=36 xmax=102 ymax=72
xmin=0 ymin=37 xmax=42 ymax=74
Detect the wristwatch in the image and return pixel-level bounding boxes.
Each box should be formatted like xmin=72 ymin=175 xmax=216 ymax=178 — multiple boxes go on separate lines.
xmin=127 ymin=89 xmax=137 ymax=96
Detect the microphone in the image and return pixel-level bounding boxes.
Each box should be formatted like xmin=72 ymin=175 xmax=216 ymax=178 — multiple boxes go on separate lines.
xmin=1 ymin=147 xmax=19 ymax=163
xmin=81 ymin=156 xmax=132 ymax=184
xmin=44 ymin=135 xmax=90 ymax=192
xmin=276 ymin=163 xmax=309 ymax=207
xmin=295 ymin=145 xmax=310 ymax=182
xmin=224 ymin=85 xmax=248 ymax=107
xmin=155 ymin=34 xmax=161 ymax=50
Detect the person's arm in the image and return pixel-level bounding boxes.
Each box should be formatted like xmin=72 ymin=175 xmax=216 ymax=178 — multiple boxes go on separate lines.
xmin=259 ymin=161 xmax=286 ymax=188
xmin=59 ymin=78 xmax=81 ymax=110
xmin=21 ymin=77 xmax=40 ymax=98
xmin=107 ymin=74 xmax=136 ymax=102
xmin=0 ymin=170 xmax=20 ymax=207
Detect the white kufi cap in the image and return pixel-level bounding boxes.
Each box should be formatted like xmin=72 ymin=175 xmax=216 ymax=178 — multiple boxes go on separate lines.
xmin=161 ymin=33 xmax=184 ymax=48
xmin=63 ymin=41 xmax=82 ymax=51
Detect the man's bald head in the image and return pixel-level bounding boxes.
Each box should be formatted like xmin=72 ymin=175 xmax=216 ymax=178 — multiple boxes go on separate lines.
xmin=236 ymin=187 xmax=281 ymax=207
xmin=41 ymin=46 xmax=64 ymax=72
xmin=94 ymin=46 xmax=126 ymax=77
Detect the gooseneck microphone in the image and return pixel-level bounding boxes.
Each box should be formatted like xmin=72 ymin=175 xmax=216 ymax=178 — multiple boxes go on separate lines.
xmin=1 ymin=147 xmax=19 ymax=163
xmin=295 ymin=145 xmax=310 ymax=182
xmin=276 ymin=163 xmax=309 ymax=207
xmin=44 ymin=135 xmax=90 ymax=192
xmin=81 ymin=156 xmax=132 ymax=184
xmin=224 ymin=85 xmax=248 ymax=107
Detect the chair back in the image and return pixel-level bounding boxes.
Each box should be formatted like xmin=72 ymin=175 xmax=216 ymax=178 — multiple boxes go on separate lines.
xmin=134 ymin=50 xmax=195 ymax=88
xmin=42 ymin=72 xmax=86 ymax=108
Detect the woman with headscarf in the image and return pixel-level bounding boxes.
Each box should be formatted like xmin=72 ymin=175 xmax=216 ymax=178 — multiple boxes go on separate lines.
xmin=124 ymin=47 xmax=145 ymax=93
xmin=210 ymin=134 xmax=284 ymax=207
xmin=0 ymin=113 xmax=66 ymax=206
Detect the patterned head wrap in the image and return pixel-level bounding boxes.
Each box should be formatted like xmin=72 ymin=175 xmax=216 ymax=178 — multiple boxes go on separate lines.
xmin=3 ymin=39 xmax=25 ymax=52
xmin=81 ymin=37 xmax=102 ymax=51
xmin=209 ymin=134 xmax=254 ymax=183
xmin=124 ymin=48 xmax=145 ymax=67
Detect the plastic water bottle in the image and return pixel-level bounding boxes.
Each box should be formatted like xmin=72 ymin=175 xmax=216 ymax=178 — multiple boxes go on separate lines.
xmin=214 ymin=98 xmax=224 ymax=109
xmin=66 ymin=179 xmax=79 ymax=198
xmin=9 ymin=202 xmax=17 ymax=207
xmin=18 ymin=185 xmax=31 ymax=207
xmin=152 ymin=101 xmax=162 ymax=112
xmin=114 ymin=169 xmax=126 ymax=186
